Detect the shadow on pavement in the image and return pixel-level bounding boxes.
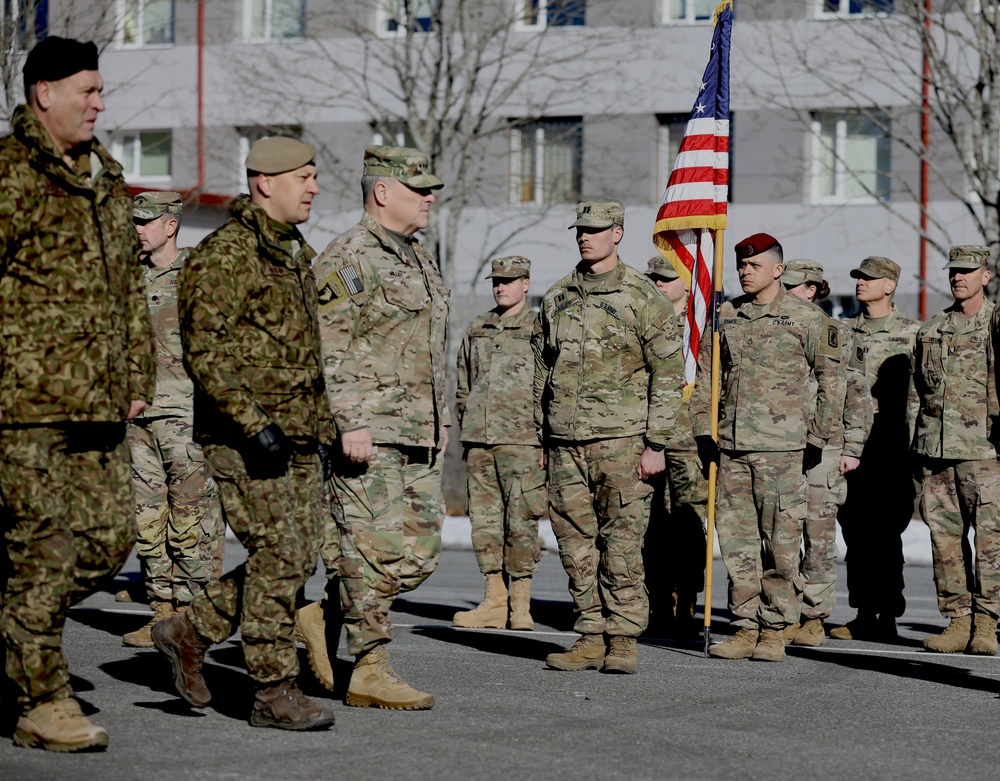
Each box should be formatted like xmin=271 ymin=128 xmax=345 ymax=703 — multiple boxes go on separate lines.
xmin=69 ymin=607 xmax=150 ymax=639
xmin=414 ymin=624 xmax=564 ymax=661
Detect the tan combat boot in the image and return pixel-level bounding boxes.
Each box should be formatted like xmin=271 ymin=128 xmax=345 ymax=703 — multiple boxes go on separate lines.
xmin=453 ymin=572 xmax=508 ymax=628
xmin=346 ymin=644 xmax=434 ymax=710
xmin=923 ymin=614 xmax=972 ymax=653
xmin=14 ymin=698 xmax=109 ymax=752
xmin=122 ymin=601 xmax=174 ymax=648
xmin=792 ymin=618 xmax=825 ymax=647
xmin=782 ymin=622 xmax=801 ymax=644
xmin=250 ymin=678 xmax=335 ymax=730
xmin=545 ymin=634 xmax=605 ymax=671
xmin=708 ymin=628 xmax=758 ymax=659
xmin=508 ymin=577 xmax=533 ymax=631
xmin=751 ymin=629 xmax=786 ymax=662
xmin=295 ymin=600 xmax=334 ymax=691
xmin=603 ymin=636 xmax=638 ymax=674
xmin=968 ymin=613 xmax=998 ymax=656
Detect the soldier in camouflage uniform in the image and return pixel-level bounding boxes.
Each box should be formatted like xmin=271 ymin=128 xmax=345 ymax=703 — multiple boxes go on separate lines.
xmin=0 ymin=38 xmax=154 ymax=751
xmin=780 ymin=260 xmax=872 ymax=647
xmin=642 ymin=256 xmax=708 ymax=638
xmin=691 ymin=234 xmax=844 ymax=663
xmin=831 ymin=256 xmax=921 ymax=643
xmin=453 ymin=256 xmax=545 ymax=631
xmin=151 ymin=138 xmax=335 ymax=732
xmin=917 ymin=246 xmax=1000 ymax=655
xmin=303 ymin=146 xmax=449 ymax=710
xmin=533 ymin=201 xmax=684 ymax=675
xmin=122 ymin=192 xmax=223 ymax=648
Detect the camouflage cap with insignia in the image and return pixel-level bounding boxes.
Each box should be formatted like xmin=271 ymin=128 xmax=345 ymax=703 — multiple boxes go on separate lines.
xmin=781 ymin=259 xmax=825 ymax=287
xmin=850 ymin=256 xmax=900 ymax=282
xmin=646 ymin=255 xmax=679 ymax=280
xmin=485 ymin=256 xmax=531 ymax=279
xmin=944 ymin=245 xmax=990 ymax=270
xmin=133 ymin=191 xmax=183 ymax=221
xmin=364 ymin=145 xmax=444 ymax=189
xmin=246 ymin=136 xmax=316 ymax=174
xmin=569 ymin=199 xmax=625 ymax=230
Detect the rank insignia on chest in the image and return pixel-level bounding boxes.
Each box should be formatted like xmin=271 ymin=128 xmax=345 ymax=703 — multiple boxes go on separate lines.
xmin=337 ymin=265 xmax=365 ymax=295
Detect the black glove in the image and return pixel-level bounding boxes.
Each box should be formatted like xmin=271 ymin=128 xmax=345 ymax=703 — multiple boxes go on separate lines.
xmin=803 ymin=442 xmax=823 ymax=473
xmin=695 ymin=435 xmax=720 ymax=478
xmin=247 ymin=423 xmax=291 ymax=479
xmin=318 ymin=443 xmax=335 ymax=482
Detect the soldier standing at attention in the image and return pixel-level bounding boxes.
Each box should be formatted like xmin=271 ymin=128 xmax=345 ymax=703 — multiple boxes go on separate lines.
xmin=152 ymin=137 xmax=335 ymax=732
xmin=533 ymin=200 xmax=684 ymax=675
xmin=780 ymin=260 xmax=872 ymax=647
xmin=917 ymin=246 xmax=1000 ymax=655
xmin=692 ymin=234 xmax=844 ymax=663
xmin=122 ymin=192 xmax=223 ymax=648
xmin=642 ymin=256 xmax=708 ymax=637
xmin=831 ymin=257 xmax=920 ymax=642
xmin=300 ymin=146 xmax=449 ymax=710
xmin=453 ymin=256 xmax=546 ymax=631
xmin=0 ymin=37 xmax=154 ymax=751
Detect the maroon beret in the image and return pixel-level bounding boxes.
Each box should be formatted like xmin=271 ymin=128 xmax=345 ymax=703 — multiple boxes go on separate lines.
xmin=735 ymin=232 xmax=782 ymax=260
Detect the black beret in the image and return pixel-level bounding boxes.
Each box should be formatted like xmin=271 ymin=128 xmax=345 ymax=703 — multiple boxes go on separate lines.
xmin=23 ymin=37 xmax=99 ymax=95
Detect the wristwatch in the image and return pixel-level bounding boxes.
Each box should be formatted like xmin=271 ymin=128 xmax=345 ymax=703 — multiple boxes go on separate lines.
xmin=646 ymin=440 xmax=665 ymax=452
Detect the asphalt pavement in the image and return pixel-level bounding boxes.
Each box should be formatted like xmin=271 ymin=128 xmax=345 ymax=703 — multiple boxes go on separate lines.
xmin=1 ymin=530 xmax=997 ymax=781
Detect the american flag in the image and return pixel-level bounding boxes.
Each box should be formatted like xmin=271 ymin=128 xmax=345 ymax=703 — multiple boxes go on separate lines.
xmin=652 ymin=0 xmax=731 ymax=392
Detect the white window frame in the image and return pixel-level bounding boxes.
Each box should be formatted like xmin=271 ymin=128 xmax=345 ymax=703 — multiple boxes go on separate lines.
xmin=816 ymin=0 xmax=894 ymax=19
xmin=243 ymin=0 xmax=305 ymax=43
xmin=113 ymin=130 xmax=173 ymax=184
xmin=514 ymin=0 xmax=547 ymax=31
xmin=376 ymin=0 xmax=436 ymax=39
xmin=509 ymin=118 xmax=582 ymax=207
xmin=114 ymin=0 xmax=175 ymax=49
xmin=660 ymin=0 xmax=714 ymax=26
xmin=810 ymin=110 xmax=889 ymax=205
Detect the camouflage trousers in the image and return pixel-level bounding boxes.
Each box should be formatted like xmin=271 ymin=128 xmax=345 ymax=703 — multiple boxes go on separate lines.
xmin=643 ymin=450 xmax=707 ymax=617
xmin=799 ymin=446 xmax=846 ymax=620
xmin=465 ymin=444 xmax=545 ymax=578
xmin=0 ymin=423 xmax=133 ymax=707
xmin=330 ymin=446 xmax=445 ymax=657
xmin=548 ymin=436 xmax=652 ymax=638
xmin=127 ymin=416 xmax=223 ymax=605
xmin=186 ymin=444 xmax=323 ymax=684
xmin=919 ymin=457 xmax=1000 ymax=620
xmin=716 ymin=449 xmax=806 ymax=630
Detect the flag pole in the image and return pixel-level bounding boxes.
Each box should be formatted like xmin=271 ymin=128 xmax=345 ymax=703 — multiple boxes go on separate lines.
xmin=702 ymin=226 xmax=725 ymax=658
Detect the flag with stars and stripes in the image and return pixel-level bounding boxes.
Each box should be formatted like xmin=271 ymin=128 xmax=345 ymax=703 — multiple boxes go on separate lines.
xmin=652 ymin=0 xmax=731 ymax=392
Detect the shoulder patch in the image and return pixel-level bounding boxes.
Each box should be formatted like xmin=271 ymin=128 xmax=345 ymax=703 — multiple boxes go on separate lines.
xmin=317 ymin=272 xmax=348 ymax=311
xmin=827 ymin=323 xmax=839 ymax=350
xmin=338 ymin=265 xmax=365 ymax=296
xmin=847 ymin=334 xmax=866 ymax=372
xmin=817 ymin=319 xmax=841 ymax=359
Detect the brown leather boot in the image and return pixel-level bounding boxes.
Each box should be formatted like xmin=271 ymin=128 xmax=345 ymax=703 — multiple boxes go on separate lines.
xmin=603 ymin=636 xmax=638 ymax=674
xmin=123 ymin=601 xmax=174 ymax=648
xmin=545 ymin=634 xmax=605 ymax=671
xmin=151 ymin=612 xmax=212 ymax=707
xmin=250 ymin=678 xmax=335 ymax=730
xmin=508 ymin=577 xmax=534 ymax=631
xmin=346 ymin=645 xmax=434 ymax=710
xmin=968 ymin=613 xmax=998 ymax=656
xmin=751 ymin=629 xmax=786 ymax=662
xmin=923 ymin=615 xmax=972 ymax=653
xmin=14 ymin=698 xmax=109 ymax=752
xmin=454 ymin=572 xmax=508 ymax=628
xmin=708 ymin=628 xmax=758 ymax=659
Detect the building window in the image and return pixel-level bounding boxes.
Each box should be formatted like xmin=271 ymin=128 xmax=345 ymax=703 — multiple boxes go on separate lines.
xmin=238 ymin=125 xmax=303 ymax=192
xmin=244 ymin=0 xmax=304 ymax=42
xmin=811 ymin=110 xmax=890 ymax=203
xmin=371 ymin=120 xmax=416 ymax=148
xmin=818 ymin=0 xmax=893 ymax=16
xmin=515 ymin=0 xmax=585 ymax=31
xmin=377 ymin=0 xmax=436 ymax=37
xmin=661 ymin=0 xmax=714 ymax=24
xmin=115 ymin=0 xmax=174 ymax=47
xmin=1 ymin=0 xmax=48 ymax=49
xmin=114 ymin=130 xmax=172 ymax=182
xmin=656 ymin=113 xmax=687 ymax=197
xmin=511 ymin=117 xmax=582 ymax=206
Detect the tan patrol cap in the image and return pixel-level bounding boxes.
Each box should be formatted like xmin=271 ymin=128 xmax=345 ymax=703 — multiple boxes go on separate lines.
xmin=246 ymin=136 xmax=316 ymax=174
xmin=485 ymin=256 xmax=531 ymax=279
xmin=569 ymin=199 xmax=624 ymax=230
xmin=850 ymin=256 xmax=900 ymax=282
xmin=781 ymin=259 xmax=825 ymax=287
xmin=133 ymin=191 xmax=183 ymax=220
xmin=646 ymin=255 xmax=679 ymax=280
xmin=944 ymin=245 xmax=990 ymax=270
xmin=363 ymin=145 xmax=444 ymax=189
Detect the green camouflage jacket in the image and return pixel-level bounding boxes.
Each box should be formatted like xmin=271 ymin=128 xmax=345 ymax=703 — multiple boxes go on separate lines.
xmin=532 ymin=260 xmax=684 ymax=445
xmin=178 ymin=196 xmax=331 ymax=446
xmin=313 ymin=212 xmax=451 ymax=448
xmin=0 ymin=105 xmax=154 ymax=424
xmin=690 ymin=285 xmax=844 ymax=452
xmin=456 ymin=305 xmax=538 ymax=447
xmin=828 ymin=318 xmax=873 ymax=457
xmin=914 ymin=302 xmax=997 ymax=461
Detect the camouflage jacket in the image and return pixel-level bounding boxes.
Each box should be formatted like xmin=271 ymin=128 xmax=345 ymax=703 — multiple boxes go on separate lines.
xmin=0 ymin=105 xmax=154 ymax=424
xmin=532 ymin=260 xmax=684 ymax=445
xmin=668 ymin=305 xmax=697 ymax=452
xmin=178 ymin=196 xmax=331 ymax=446
xmin=827 ymin=318 xmax=873 ymax=457
xmin=313 ymin=212 xmax=451 ymax=448
xmin=846 ymin=306 xmax=920 ymax=457
xmin=690 ymin=286 xmax=844 ymax=452
xmin=914 ymin=302 xmax=997 ymax=461
xmin=456 ymin=305 xmax=538 ymax=447
xmin=137 ymin=248 xmax=194 ymax=419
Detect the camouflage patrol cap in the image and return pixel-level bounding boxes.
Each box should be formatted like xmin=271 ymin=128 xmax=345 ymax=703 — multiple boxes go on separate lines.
xmin=850 ymin=256 xmax=900 ymax=282
xmin=133 ymin=191 xmax=183 ymax=221
xmin=569 ymin=199 xmax=625 ymax=230
xmin=246 ymin=136 xmax=316 ymax=174
xmin=944 ymin=245 xmax=990 ymax=270
xmin=363 ymin=145 xmax=444 ymax=189
xmin=485 ymin=256 xmax=531 ymax=279
xmin=646 ymin=255 xmax=679 ymax=280
xmin=781 ymin=259 xmax=825 ymax=287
